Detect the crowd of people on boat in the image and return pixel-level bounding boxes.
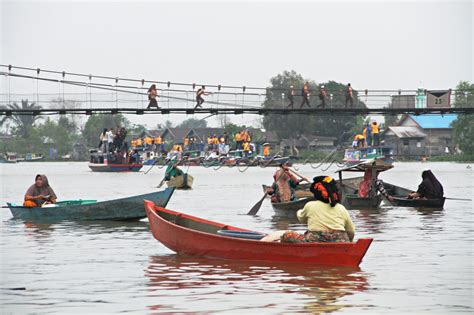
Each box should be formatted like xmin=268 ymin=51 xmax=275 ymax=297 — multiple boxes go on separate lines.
xmin=352 ymin=121 xmax=381 ymax=148
xmin=129 ymin=128 xmax=260 ymax=162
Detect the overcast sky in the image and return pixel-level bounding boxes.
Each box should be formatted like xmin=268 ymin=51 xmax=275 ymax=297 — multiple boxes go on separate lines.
xmin=1 ymin=0 xmax=472 ymax=128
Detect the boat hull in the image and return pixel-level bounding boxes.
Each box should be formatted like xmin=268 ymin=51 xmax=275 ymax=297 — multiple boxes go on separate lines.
xmin=382 ymin=182 xmax=445 ymax=208
xmin=271 ymin=198 xmax=314 ymax=217
xmin=145 ymin=201 xmax=373 ymax=267
xmin=167 ymin=174 xmax=194 ymax=189
xmin=88 ymin=163 xmax=143 ymax=172
xmin=8 ymin=188 xmax=175 ymax=221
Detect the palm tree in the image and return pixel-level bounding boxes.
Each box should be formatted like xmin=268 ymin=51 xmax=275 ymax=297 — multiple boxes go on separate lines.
xmin=0 ymin=99 xmax=42 ymax=137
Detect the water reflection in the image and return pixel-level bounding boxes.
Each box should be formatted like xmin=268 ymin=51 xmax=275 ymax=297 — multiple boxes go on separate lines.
xmin=145 ymin=255 xmax=369 ymax=313
xmin=22 ymin=221 xmax=56 ymax=243
xmin=353 ymin=208 xmax=390 ymax=234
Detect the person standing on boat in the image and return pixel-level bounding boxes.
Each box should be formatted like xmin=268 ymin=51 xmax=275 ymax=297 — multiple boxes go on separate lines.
xmin=358 ymin=169 xmax=394 ymax=201
xmin=147 ymin=84 xmax=160 ymax=109
xmin=287 ymin=85 xmax=295 ymax=108
xmin=363 ymin=123 xmax=372 ymax=147
xmin=266 ymin=163 xmax=308 ymax=203
xmin=195 ymin=86 xmax=211 ymax=109
xmin=262 ymin=176 xmax=355 ymax=243
xmin=408 ymin=170 xmax=444 ymax=199
xmin=99 ymin=128 xmax=108 ymax=153
xmin=371 ymin=121 xmax=380 ymax=146
xmin=23 ymin=174 xmax=57 ymax=207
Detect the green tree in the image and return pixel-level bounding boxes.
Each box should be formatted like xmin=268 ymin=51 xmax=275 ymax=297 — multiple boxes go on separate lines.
xmin=37 ymin=118 xmax=75 ymax=156
xmin=451 ymin=81 xmax=474 ymax=155
xmin=177 ymin=118 xmax=208 ymax=129
xmin=82 ymin=114 xmax=130 ymax=148
xmin=262 ymin=71 xmax=365 ymax=144
xmin=0 ymin=99 xmax=42 ymax=137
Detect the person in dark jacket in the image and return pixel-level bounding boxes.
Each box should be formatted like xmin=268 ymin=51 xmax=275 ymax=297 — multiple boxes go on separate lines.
xmin=408 ymin=170 xmax=444 ymax=199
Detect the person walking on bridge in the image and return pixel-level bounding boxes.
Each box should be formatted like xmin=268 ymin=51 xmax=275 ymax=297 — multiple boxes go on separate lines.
xmin=287 ymin=85 xmax=295 ymax=108
xmin=300 ymin=82 xmax=311 ymax=108
xmin=147 ymin=84 xmax=160 ymax=109
xmin=345 ymin=83 xmax=354 ymax=108
xmin=195 ymin=86 xmax=211 ymax=109
xmin=317 ymin=85 xmax=328 ymax=108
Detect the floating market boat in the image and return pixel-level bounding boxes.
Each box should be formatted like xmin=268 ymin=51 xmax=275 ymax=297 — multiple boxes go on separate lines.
xmin=166 ymin=173 xmax=194 ymax=189
xmin=7 ymin=187 xmax=175 ymax=221
xmin=144 ymin=200 xmax=373 ymax=267
xmin=383 ymin=182 xmax=446 ymax=208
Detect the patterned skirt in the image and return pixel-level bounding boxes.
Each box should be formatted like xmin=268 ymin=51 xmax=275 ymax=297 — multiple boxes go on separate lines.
xmin=280 ymin=230 xmax=350 ymax=243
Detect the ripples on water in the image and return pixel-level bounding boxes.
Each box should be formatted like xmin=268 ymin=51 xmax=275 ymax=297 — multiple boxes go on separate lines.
xmin=1 ymin=162 xmax=473 ymax=313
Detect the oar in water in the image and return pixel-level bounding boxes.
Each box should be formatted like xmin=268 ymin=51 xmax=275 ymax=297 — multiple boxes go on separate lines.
xmin=445 ymin=197 xmax=472 ymax=201
xmin=247 ymin=192 xmax=268 ymax=216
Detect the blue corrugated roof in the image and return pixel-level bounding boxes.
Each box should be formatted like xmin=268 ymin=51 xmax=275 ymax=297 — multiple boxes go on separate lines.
xmin=409 ymin=114 xmax=457 ymax=129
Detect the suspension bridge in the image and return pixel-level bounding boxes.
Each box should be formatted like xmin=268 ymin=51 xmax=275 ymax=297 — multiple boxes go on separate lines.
xmin=1 ymin=65 xmax=472 ymax=116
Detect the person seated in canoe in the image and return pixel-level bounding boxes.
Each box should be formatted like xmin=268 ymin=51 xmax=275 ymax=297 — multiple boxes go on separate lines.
xmin=262 ymin=176 xmax=355 ymax=243
xmin=164 ymin=159 xmax=184 ymax=181
xmin=358 ymin=169 xmax=394 ymax=202
xmin=23 ymin=174 xmax=57 ymax=207
xmin=408 ymin=170 xmax=444 ymax=200
xmin=266 ymin=162 xmax=308 ymax=203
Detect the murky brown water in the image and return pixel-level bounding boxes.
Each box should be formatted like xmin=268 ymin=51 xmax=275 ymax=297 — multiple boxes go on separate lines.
xmin=1 ymin=162 xmax=473 ymax=313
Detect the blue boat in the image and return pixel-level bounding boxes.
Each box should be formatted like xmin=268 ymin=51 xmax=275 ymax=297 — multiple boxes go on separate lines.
xmin=7 ymin=187 xmax=175 ymax=221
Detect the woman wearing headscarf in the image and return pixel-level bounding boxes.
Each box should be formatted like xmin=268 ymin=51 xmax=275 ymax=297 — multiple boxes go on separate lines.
xmin=262 ymin=176 xmax=355 ymax=243
xmin=358 ymin=169 xmax=394 ymax=201
xmin=23 ymin=174 xmax=57 ymax=207
xmin=409 ymin=170 xmax=444 ymax=199
xmin=266 ymin=162 xmax=308 ymax=203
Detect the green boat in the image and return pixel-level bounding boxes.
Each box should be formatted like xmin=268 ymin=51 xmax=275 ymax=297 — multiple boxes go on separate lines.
xmin=7 ymin=187 xmax=175 ymax=221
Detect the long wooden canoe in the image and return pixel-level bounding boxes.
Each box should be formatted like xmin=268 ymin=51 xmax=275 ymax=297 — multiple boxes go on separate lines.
xmin=144 ymin=200 xmax=373 ymax=266
xmin=166 ymin=174 xmax=194 ymax=189
xmin=383 ymin=182 xmax=445 ymax=208
xmin=7 ymin=187 xmax=175 ymax=221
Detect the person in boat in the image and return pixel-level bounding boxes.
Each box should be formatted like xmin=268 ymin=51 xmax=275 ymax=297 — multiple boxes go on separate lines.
xmin=164 ymin=158 xmax=184 ymax=181
xmin=358 ymin=169 xmax=394 ymax=201
xmin=262 ymin=176 xmax=355 ymax=243
xmin=129 ymin=149 xmax=140 ymax=164
xmin=23 ymin=174 xmax=57 ymax=207
xmin=408 ymin=170 xmax=444 ymax=199
xmin=363 ymin=123 xmax=372 ymax=147
xmin=266 ymin=162 xmax=308 ymax=203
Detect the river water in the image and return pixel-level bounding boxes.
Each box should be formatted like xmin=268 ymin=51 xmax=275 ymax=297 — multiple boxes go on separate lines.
xmin=0 ymin=162 xmax=472 ymax=314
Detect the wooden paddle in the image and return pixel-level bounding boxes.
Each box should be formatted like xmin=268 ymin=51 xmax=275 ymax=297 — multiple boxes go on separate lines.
xmin=247 ymin=166 xmax=294 ymax=216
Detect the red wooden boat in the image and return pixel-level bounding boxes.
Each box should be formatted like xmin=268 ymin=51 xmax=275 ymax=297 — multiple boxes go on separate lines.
xmin=144 ymin=201 xmax=373 ymax=267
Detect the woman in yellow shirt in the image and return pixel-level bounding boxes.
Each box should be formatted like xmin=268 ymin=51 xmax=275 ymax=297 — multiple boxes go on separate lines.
xmin=262 ymin=176 xmax=355 ymax=243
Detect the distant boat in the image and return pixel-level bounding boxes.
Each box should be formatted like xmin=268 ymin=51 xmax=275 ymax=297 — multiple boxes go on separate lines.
xmin=23 ymin=153 xmax=45 ymax=162
xmin=145 ymin=200 xmax=373 ymax=267
xmin=343 ymin=147 xmax=393 ymax=166
xmin=0 ymin=152 xmax=19 ymax=163
xmin=7 ymin=187 xmax=175 ymax=221
xmin=89 ymin=151 xmax=143 ymax=172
